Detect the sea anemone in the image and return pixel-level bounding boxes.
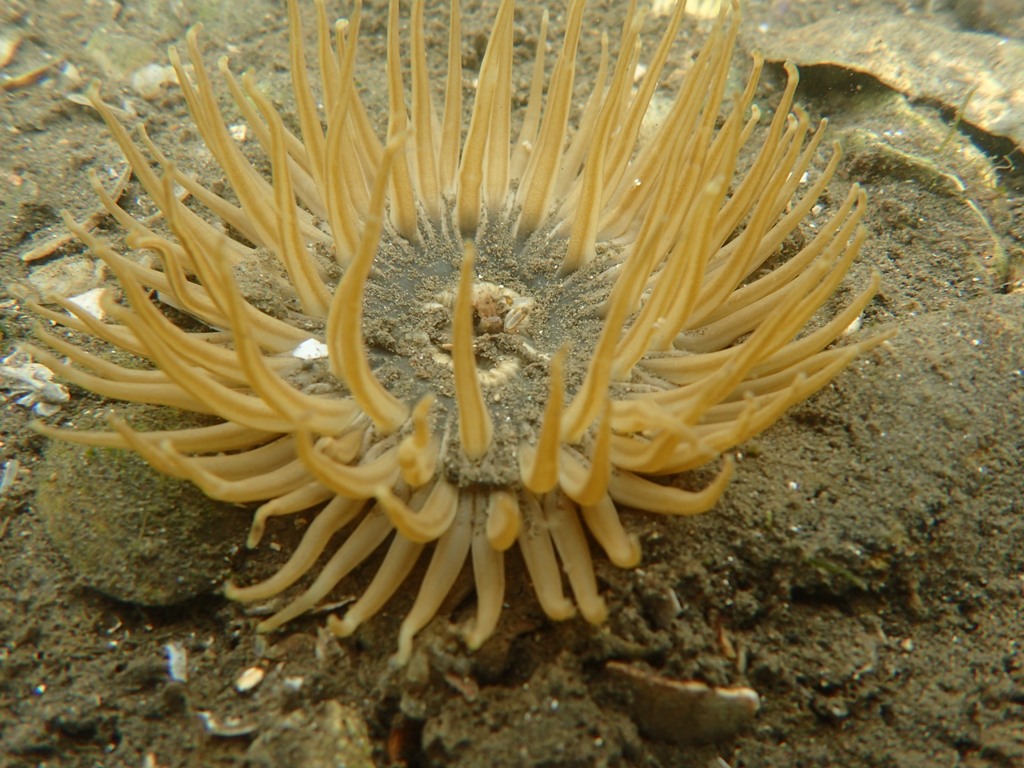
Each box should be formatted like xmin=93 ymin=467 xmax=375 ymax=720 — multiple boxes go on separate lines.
xmin=30 ymin=0 xmax=890 ymax=662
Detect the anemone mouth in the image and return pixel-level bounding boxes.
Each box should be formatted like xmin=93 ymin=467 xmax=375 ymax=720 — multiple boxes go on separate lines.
xmin=29 ymin=0 xmax=892 ymax=664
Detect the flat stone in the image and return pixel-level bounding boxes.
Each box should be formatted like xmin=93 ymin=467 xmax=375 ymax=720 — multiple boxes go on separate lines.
xmin=756 ymin=13 xmax=1024 ymax=151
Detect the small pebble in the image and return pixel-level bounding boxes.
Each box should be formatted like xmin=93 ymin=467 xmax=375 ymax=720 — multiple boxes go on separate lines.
xmin=235 ymin=666 xmax=265 ymax=694
xmin=164 ymin=642 xmax=188 ymax=683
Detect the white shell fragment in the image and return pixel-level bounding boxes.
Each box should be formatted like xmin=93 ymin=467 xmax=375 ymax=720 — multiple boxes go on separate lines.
xmin=68 ymin=287 xmax=108 ymax=320
xmin=234 ymin=666 xmax=266 ymax=693
xmin=0 ymin=348 xmax=70 ymax=416
xmin=0 ymin=459 xmax=21 ymax=497
xmin=131 ymin=63 xmax=179 ymax=99
xmin=291 ymin=338 xmax=329 ymax=360
xmin=164 ymin=641 xmax=188 ymax=683
xmin=0 ymin=30 xmax=22 ymax=68
xmin=196 ymin=711 xmax=258 ymax=738
xmin=606 ymin=660 xmax=760 ymax=745
xmin=652 ymin=0 xmax=722 ymax=19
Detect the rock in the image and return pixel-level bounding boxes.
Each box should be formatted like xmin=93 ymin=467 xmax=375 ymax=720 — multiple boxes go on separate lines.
xmin=756 ymin=13 xmax=1024 ymax=152
xmin=246 ymin=700 xmax=375 ymax=768
xmin=953 ymin=0 xmax=1024 ymax=36
xmin=84 ymin=25 xmax=157 ymax=82
xmin=34 ymin=409 xmax=250 ymax=606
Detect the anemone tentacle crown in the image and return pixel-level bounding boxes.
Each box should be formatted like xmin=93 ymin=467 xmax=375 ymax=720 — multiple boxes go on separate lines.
xmin=31 ymin=0 xmax=890 ymax=662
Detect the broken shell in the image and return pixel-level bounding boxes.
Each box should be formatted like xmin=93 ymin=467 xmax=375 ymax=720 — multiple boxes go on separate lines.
xmin=234 ymin=666 xmax=265 ymax=693
xmin=0 ymin=30 xmax=22 ymax=68
xmin=291 ymin=338 xmax=329 ymax=360
xmin=164 ymin=641 xmax=188 ymax=683
xmin=130 ymin=63 xmax=178 ymax=100
xmin=196 ymin=711 xmax=258 ymax=738
xmin=605 ymin=660 xmax=760 ymax=745
xmin=0 ymin=348 xmax=70 ymax=416
xmin=68 ymin=287 xmax=108 ymax=320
